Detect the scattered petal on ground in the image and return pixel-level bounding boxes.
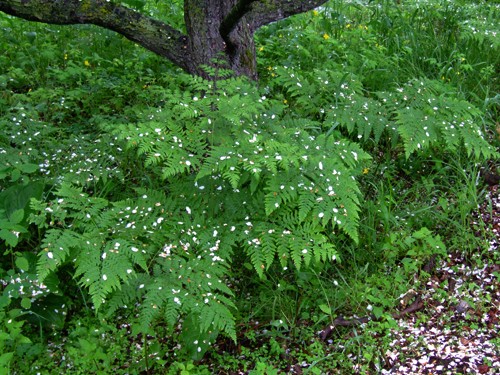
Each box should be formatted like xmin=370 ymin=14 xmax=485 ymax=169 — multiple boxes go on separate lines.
xmin=381 ymin=184 xmax=500 ymax=375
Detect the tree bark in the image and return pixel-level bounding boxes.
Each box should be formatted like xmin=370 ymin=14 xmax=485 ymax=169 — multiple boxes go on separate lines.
xmin=0 ymin=0 xmax=329 ymax=79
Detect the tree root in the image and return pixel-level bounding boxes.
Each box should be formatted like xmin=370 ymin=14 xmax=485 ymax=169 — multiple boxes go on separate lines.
xmin=319 ymin=297 xmax=424 ymax=341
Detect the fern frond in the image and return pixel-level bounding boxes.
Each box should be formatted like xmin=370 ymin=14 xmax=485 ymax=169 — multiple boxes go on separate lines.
xmin=198 ymin=300 xmax=236 ymax=341
xmin=37 ymin=229 xmax=81 ymax=281
xmin=105 ymin=274 xmax=149 ymax=317
xmin=383 ymin=79 xmax=497 ymax=159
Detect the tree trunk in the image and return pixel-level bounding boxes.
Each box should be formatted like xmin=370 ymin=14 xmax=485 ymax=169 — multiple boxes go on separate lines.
xmin=0 ymin=0 xmax=329 ymax=80
xmin=184 ymin=0 xmax=257 ymax=79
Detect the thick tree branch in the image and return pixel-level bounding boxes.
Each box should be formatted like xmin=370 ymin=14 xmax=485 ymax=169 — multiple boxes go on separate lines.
xmin=220 ymin=0 xmax=329 ymax=48
xmin=219 ymin=0 xmax=257 ymax=50
xmin=246 ymin=0 xmax=329 ymax=32
xmin=0 ymin=0 xmax=331 ymax=79
xmin=0 ymin=0 xmax=190 ymax=71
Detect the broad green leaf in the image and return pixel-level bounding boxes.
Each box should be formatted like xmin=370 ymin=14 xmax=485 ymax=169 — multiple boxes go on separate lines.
xmin=20 ymin=297 xmax=32 ymax=310
xmin=15 ymin=256 xmax=30 ymax=271
xmin=10 ymin=168 xmax=21 ymax=182
xmin=412 ymin=227 xmax=431 ymax=239
xmin=0 ymin=229 xmax=19 ymax=248
xmin=0 ymin=182 xmax=44 ymax=218
xmin=0 ymin=352 xmax=14 ymax=371
xmin=9 ymin=209 xmax=24 ymax=224
xmin=17 ymin=163 xmax=39 ymax=174
xmin=372 ymin=306 xmax=384 ymax=319
xmin=319 ymin=304 xmax=332 ymax=315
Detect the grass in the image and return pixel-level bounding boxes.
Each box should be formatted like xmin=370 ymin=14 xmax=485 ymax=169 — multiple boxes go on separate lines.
xmin=1 ymin=0 xmax=499 ymax=373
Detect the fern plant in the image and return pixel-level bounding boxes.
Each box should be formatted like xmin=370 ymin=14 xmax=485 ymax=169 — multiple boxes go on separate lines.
xmin=273 ymin=65 xmax=497 ymax=159
xmin=30 ymin=67 xmax=496 ymax=359
xmin=377 ymin=79 xmax=497 ymax=159
xmin=30 ymin=74 xmax=370 ymax=354
xmin=31 ymin=183 xmax=238 ymax=344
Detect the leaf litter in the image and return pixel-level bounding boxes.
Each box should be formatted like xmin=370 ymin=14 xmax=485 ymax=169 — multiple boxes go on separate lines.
xmin=379 ymin=183 xmax=500 ymax=374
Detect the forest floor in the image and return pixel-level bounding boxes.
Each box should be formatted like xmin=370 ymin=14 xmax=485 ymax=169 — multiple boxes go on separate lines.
xmin=211 ymin=181 xmax=500 ymax=375
xmin=374 ymin=183 xmax=500 ymax=375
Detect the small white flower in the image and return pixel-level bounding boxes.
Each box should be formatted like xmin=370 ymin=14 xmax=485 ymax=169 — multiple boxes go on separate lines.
xmin=102 ymin=274 xmax=107 ymax=281
xmin=47 ymin=252 xmax=54 ymax=259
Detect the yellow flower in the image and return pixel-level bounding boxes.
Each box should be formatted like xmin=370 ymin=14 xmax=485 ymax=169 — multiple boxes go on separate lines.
xmin=323 ymin=33 xmax=330 ymax=40
xmin=362 ymin=168 xmax=370 ymax=175
xmin=283 ymin=99 xmax=288 ymax=104
xmin=258 ymin=46 xmax=264 ymax=52
xmin=64 ymin=54 xmax=68 ymax=60
xmin=84 ymin=60 xmax=90 ymax=67
xmin=267 ymin=66 xmax=273 ymax=71
xmin=312 ymin=10 xmax=319 ymax=16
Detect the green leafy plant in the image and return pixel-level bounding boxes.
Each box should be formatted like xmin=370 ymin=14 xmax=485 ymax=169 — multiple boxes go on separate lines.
xmin=28 ymin=74 xmax=370 ymax=352
xmin=1 ymin=0 xmax=499 ymax=372
xmin=0 ymin=306 xmax=32 ymax=375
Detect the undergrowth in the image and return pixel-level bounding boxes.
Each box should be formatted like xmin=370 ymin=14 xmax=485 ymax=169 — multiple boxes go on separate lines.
xmin=0 ymin=0 xmax=498 ymax=373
